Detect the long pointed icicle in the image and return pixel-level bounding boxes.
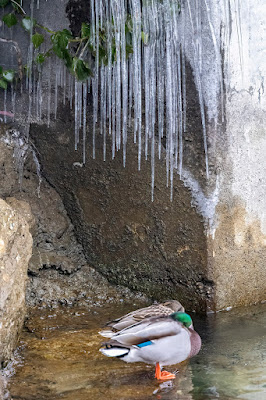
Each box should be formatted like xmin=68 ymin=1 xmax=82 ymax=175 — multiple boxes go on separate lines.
xmin=14 ymin=0 xmax=224 ymax=200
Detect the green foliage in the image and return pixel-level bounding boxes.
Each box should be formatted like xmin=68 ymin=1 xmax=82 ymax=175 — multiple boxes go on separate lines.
xmin=21 ymin=16 xmax=36 ymax=32
xmin=32 ymin=32 xmax=44 ymax=48
xmin=0 ymin=0 xmax=10 ymax=7
xmin=2 ymin=12 xmax=17 ymax=27
xmin=72 ymin=58 xmax=91 ymax=81
xmin=0 ymin=67 xmax=15 ymax=90
xmin=51 ymin=29 xmax=72 ymax=54
xmin=0 ymin=79 xmax=8 ymax=89
xmin=35 ymin=52 xmax=46 ymax=64
xmin=3 ymin=69 xmax=15 ymax=82
xmin=51 ymin=29 xmax=73 ymax=68
xmin=81 ymin=22 xmax=90 ymax=39
xmin=0 ymin=0 xmax=167 ymax=90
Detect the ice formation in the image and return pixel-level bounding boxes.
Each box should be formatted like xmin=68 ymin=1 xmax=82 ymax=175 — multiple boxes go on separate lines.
xmin=0 ymin=0 xmax=231 ymax=199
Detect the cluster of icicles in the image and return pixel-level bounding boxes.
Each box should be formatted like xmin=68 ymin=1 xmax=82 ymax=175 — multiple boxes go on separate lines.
xmin=2 ymin=0 xmax=226 ymax=200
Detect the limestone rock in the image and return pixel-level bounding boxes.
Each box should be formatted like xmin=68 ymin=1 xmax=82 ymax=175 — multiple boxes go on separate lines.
xmin=0 ymin=128 xmax=146 ymax=308
xmin=0 ymin=198 xmax=33 ymax=366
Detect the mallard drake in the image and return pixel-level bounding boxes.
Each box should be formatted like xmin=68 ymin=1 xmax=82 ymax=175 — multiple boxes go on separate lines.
xmin=100 ymin=312 xmax=201 ymax=380
xmin=99 ymin=300 xmax=185 ymax=338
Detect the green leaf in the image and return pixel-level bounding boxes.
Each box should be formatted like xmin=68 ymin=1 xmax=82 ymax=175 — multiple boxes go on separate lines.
xmin=2 ymin=13 xmax=17 ymax=27
xmin=35 ymin=53 xmax=46 ymax=64
xmin=3 ymin=69 xmax=15 ymax=82
xmin=72 ymin=58 xmax=91 ymax=81
xmin=32 ymin=33 xmax=44 ymax=48
xmin=62 ymin=29 xmax=72 ymax=38
xmin=0 ymin=66 xmax=3 ymax=75
xmin=81 ymin=22 xmax=90 ymax=38
xmin=0 ymin=79 xmax=8 ymax=89
xmin=21 ymin=16 xmax=36 ymax=32
xmin=51 ymin=30 xmax=72 ymax=59
xmin=0 ymin=0 xmax=10 ymax=8
xmin=57 ymin=49 xmax=73 ymax=69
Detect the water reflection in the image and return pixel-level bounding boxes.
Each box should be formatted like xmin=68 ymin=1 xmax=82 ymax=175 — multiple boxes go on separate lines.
xmin=6 ymin=302 xmax=266 ymax=400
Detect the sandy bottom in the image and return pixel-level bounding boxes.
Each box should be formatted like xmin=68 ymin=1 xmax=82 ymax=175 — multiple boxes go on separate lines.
xmin=5 ymin=301 xmax=266 ymax=400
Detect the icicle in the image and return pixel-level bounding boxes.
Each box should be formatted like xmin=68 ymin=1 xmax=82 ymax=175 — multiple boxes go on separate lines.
xmin=186 ymin=0 xmax=209 ymax=179
xmin=47 ymin=58 xmax=51 ymax=127
xmin=100 ymin=63 xmax=107 ymax=161
xmin=157 ymin=21 xmax=165 ymax=161
xmin=223 ymin=0 xmax=231 ymax=91
xmin=74 ymin=80 xmax=83 ymax=150
xmin=63 ymin=66 xmax=66 ymax=105
xmin=92 ymin=76 xmax=98 ymax=159
xmin=233 ymin=0 xmax=244 ymax=78
xmin=54 ymin=67 xmax=58 ymax=120
xmin=68 ymin=73 xmax=73 ymax=108
xmin=131 ymin=0 xmax=142 ymax=170
xmin=11 ymin=84 xmax=16 ymax=122
xmin=121 ymin=0 xmax=128 ymax=167
xmin=203 ymin=0 xmax=224 ymax=122
xmin=177 ymin=44 xmax=183 ymax=177
xmin=181 ymin=43 xmax=187 ymax=133
xmin=128 ymin=59 xmax=133 ymax=131
xmin=36 ymin=56 xmax=43 ymax=121
xmin=3 ymin=89 xmax=7 ymax=123
xmin=111 ymin=67 xmax=116 ymax=159
xmin=27 ymin=0 xmax=35 ymax=123
xmin=82 ymin=81 xmax=87 ymax=164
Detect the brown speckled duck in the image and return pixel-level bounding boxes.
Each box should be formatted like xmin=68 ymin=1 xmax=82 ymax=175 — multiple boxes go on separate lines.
xmin=100 ymin=312 xmax=201 ymax=380
xmin=99 ymin=300 xmax=185 ymax=337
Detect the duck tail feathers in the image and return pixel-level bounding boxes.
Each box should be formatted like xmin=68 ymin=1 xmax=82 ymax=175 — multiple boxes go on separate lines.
xmin=100 ymin=347 xmax=129 ymax=358
xmin=98 ymin=329 xmax=114 ymax=338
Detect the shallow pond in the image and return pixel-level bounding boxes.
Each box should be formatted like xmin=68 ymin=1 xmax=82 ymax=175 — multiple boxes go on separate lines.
xmin=6 ymin=301 xmax=266 ymax=400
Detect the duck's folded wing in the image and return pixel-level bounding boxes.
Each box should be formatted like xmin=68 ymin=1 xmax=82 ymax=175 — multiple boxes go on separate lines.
xmin=112 ymin=317 xmax=182 ymax=346
xmin=105 ymin=305 xmax=174 ymax=331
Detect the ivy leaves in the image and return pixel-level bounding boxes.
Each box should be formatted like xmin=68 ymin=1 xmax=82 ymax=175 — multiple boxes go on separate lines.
xmin=2 ymin=13 xmax=17 ymax=27
xmin=51 ymin=29 xmax=73 ymax=68
xmin=21 ymin=16 xmax=36 ymax=32
xmin=0 ymin=0 xmax=10 ymax=8
xmin=0 ymin=67 xmax=15 ymax=89
xmin=72 ymin=58 xmax=92 ymax=81
xmin=32 ymin=33 xmax=44 ymax=48
xmin=0 ymin=1 xmax=143 ymax=87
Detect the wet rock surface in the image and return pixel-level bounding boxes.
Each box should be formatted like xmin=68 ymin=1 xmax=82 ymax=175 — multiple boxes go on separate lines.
xmin=29 ymin=112 xmax=210 ymax=312
xmin=0 ymin=126 xmax=146 ymax=308
xmin=6 ymin=302 xmax=266 ymax=400
xmin=0 ymin=198 xmax=32 ymax=366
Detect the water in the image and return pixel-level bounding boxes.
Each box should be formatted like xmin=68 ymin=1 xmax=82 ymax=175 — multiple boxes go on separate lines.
xmin=6 ymin=302 xmax=266 ymax=400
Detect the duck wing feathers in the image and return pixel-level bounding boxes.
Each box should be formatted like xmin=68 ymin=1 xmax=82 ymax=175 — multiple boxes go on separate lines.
xmin=111 ymin=316 xmax=184 ymax=346
xmin=105 ymin=302 xmax=184 ymax=332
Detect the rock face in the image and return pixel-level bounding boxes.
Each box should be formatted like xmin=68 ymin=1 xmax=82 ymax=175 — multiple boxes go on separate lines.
xmin=0 ymin=198 xmax=33 ymax=366
xmin=1 ymin=1 xmax=265 ymax=313
xmin=0 ymin=127 xmax=148 ymax=309
xmin=29 ymin=116 xmax=210 ymax=312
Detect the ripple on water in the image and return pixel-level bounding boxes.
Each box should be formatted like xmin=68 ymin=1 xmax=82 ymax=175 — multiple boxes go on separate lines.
xmin=6 ymin=302 xmax=266 ymax=400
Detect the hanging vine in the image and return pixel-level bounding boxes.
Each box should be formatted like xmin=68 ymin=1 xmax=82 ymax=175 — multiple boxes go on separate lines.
xmin=0 ymin=0 xmax=135 ymax=90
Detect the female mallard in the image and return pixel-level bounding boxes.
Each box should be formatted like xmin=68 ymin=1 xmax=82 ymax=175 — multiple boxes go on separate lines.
xmin=100 ymin=312 xmax=201 ymax=380
xmin=99 ymin=300 xmax=185 ymax=337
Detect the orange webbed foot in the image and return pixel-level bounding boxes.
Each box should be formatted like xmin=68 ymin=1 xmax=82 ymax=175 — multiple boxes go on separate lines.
xmin=160 ymin=370 xmax=176 ymax=380
xmin=155 ymin=363 xmax=176 ymax=380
